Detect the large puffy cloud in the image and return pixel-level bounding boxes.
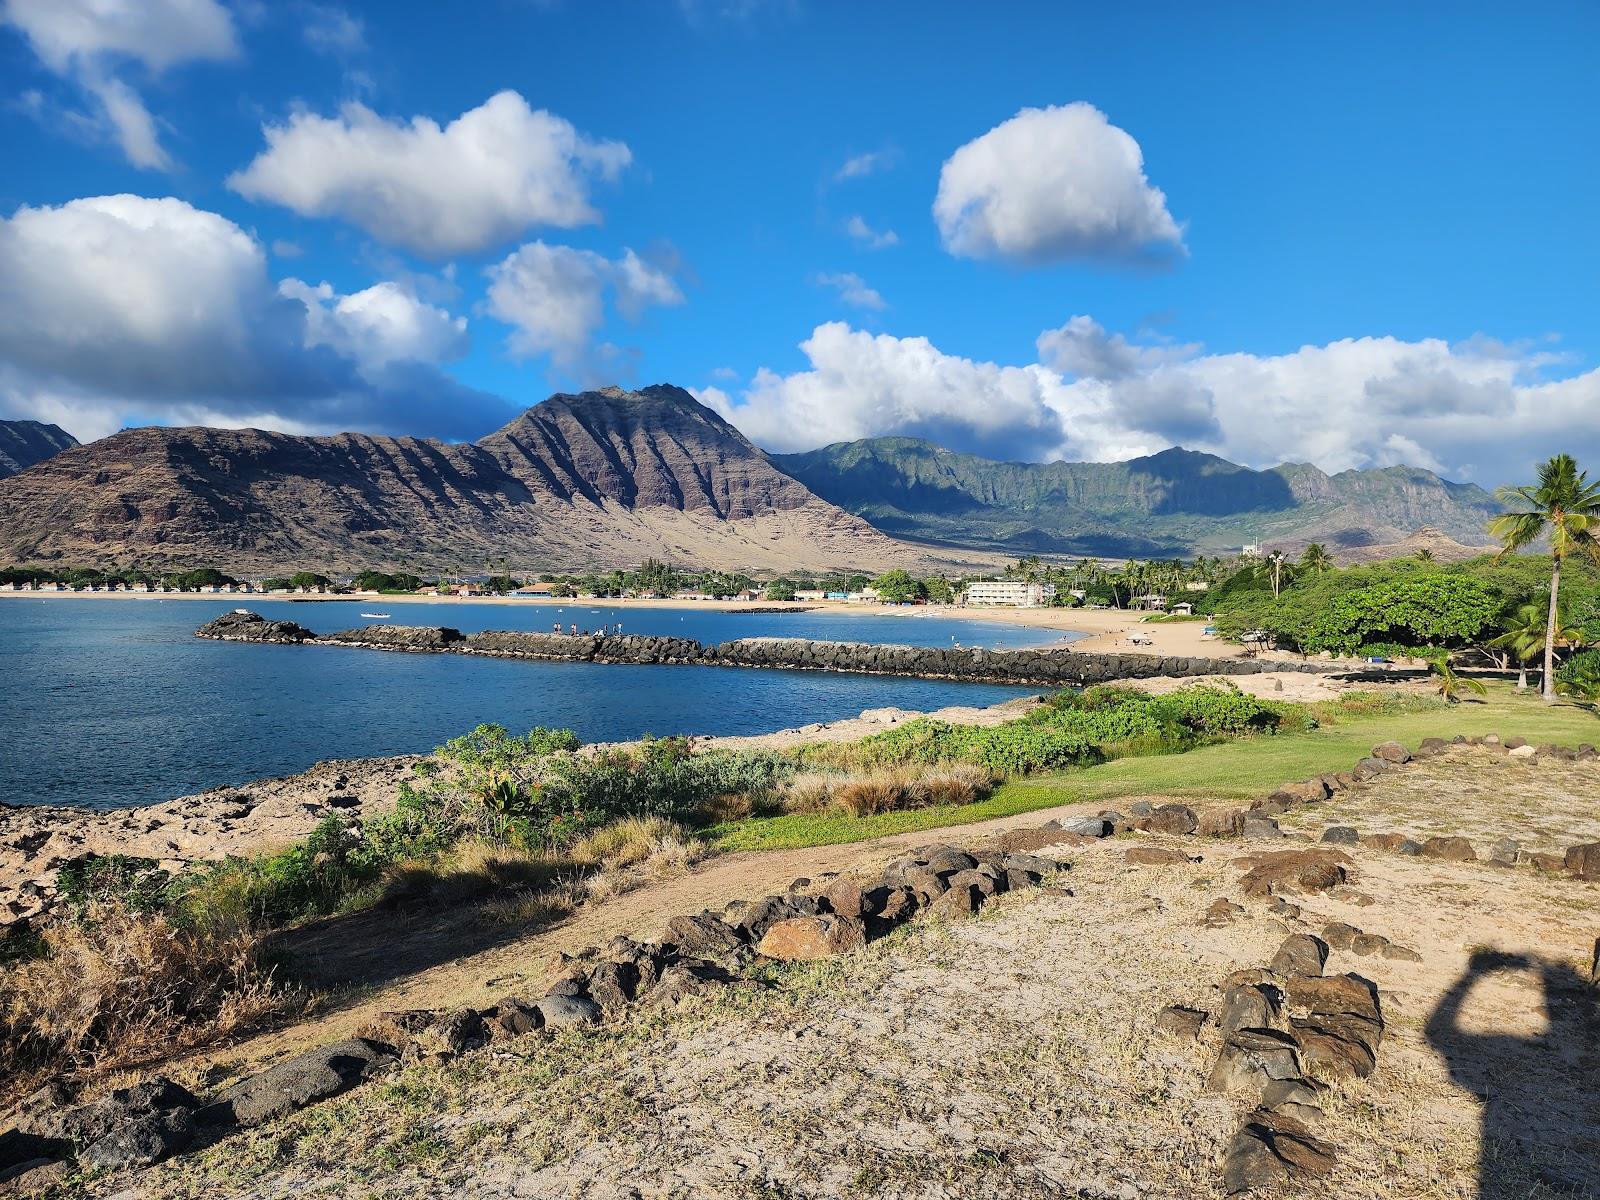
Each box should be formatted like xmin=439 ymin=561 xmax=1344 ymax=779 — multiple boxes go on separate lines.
xmin=0 ymin=195 xmax=509 ymax=442
xmin=704 ymin=316 xmax=1600 ymax=485
xmin=934 ymin=103 xmax=1184 ymax=266
xmin=228 ymin=91 xmax=631 ymax=258
xmin=1 ymin=0 xmax=238 ymax=169
xmin=699 ymin=322 xmax=1068 ymax=462
xmin=486 ymin=241 xmax=683 ymax=376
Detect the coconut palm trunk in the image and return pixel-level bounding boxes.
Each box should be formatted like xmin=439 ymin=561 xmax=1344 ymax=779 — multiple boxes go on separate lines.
xmin=1542 ymin=554 xmax=1561 ymax=701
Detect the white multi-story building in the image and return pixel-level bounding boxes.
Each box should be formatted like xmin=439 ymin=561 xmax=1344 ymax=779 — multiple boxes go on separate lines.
xmin=962 ymin=580 xmax=1055 ymax=608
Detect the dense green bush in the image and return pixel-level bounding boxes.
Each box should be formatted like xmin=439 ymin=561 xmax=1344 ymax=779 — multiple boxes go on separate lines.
xmin=1214 ymin=565 xmax=1502 ymax=654
xmin=814 ymin=685 xmax=1284 ymax=775
xmin=1555 ymin=647 xmax=1600 ymax=700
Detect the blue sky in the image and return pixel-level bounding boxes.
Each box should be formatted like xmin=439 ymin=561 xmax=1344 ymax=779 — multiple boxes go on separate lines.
xmin=0 ymin=0 xmax=1596 ymax=485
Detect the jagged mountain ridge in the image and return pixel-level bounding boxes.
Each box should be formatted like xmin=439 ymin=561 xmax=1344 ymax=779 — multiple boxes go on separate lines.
xmin=774 ymin=438 xmax=1503 ymax=557
xmin=0 ymin=387 xmax=957 ymax=573
xmin=0 ymin=419 xmax=77 ymax=478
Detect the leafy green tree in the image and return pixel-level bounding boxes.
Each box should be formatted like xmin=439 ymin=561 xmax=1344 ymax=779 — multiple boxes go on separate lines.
xmin=871 ymin=569 xmax=925 ymax=603
xmin=1489 ymin=453 xmax=1600 ymax=701
xmin=764 ymin=577 xmax=797 ymax=601
xmin=922 ymin=576 xmax=955 ymax=604
xmin=288 ymin=571 xmax=332 ymax=591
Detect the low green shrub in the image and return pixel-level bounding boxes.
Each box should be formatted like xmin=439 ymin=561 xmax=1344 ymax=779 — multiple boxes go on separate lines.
xmin=807 ymin=685 xmax=1283 ymax=775
xmin=1555 ymin=647 xmax=1600 ymax=701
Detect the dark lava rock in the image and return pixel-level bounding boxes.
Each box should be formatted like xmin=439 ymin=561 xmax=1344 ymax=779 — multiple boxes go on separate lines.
xmin=203 ymin=1038 xmax=397 ymax=1128
xmin=1269 ymin=934 xmax=1329 ymax=978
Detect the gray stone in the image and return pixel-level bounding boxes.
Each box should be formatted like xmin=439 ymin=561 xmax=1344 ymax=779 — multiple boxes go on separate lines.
xmin=1241 ymin=815 xmax=1284 ymax=839
xmin=1060 ymin=816 xmax=1113 ymax=838
xmin=1207 ymin=1029 xmax=1303 ymax=1092
xmin=1489 ymin=837 xmax=1522 ymax=867
xmin=1269 ymin=934 xmax=1329 ymax=977
xmin=1220 ymin=983 xmax=1279 ymax=1033
xmin=1319 ymin=826 xmax=1359 ymax=845
xmin=536 ymin=994 xmax=602 ymax=1028
xmin=1372 ymin=741 xmax=1412 ymax=764
xmin=206 ymin=1038 xmax=396 ymax=1128
xmin=662 ymin=912 xmax=746 ymax=960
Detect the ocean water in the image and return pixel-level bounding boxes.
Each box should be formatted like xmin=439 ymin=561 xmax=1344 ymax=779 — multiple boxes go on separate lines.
xmin=0 ymin=598 xmax=1072 ymax=810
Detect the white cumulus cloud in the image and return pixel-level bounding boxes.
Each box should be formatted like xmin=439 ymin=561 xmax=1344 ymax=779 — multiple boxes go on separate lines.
xmin=701 ymin=322 xmax=1067 ymax=462
xmin=0 ymin=195 xmax=507 ymax=442
xmin=934 ymin=103 xmax=1184 ymax=266
xmin=815 ymin=272 xmax=886 ymax=311
xmin=843 ymin=214 xmax=899 ymax=250
xmin=486 ymin=241 xmax=683 ymax=376
xmin=704 ymin=318 xmax=1600 ymax=486
xmin=228 ymin=91 xmax=632 ymax=258
xmin=1 ymin=0 xmax=239 ymax=169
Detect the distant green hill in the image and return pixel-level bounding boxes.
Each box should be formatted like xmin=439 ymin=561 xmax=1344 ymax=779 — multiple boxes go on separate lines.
xmin=772 ymin=439 xmax=1503 ymax=558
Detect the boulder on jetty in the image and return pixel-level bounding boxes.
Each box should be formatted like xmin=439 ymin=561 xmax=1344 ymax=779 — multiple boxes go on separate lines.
xmin=324 ymin=624 xmax=465 ymax=651
xmin=194 ymin=610 xmax=313 ymax=643
xmin=464 ymin=630 xmax=704 ymax=664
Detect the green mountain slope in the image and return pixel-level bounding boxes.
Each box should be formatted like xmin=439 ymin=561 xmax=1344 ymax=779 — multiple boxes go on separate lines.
xmin=773 ymin=438 xmax=1502 ymax=557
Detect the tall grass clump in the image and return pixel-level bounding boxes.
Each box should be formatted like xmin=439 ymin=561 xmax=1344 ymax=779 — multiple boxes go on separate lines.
xmin=0 ymin=901 xmax=298 ymax=1100
xmin=778 ymin=764 xmax=995 ymax=817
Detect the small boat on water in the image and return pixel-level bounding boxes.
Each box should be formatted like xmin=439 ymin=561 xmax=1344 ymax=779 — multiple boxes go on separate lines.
xmin=359 ymin=611 xmax=391 ymax=619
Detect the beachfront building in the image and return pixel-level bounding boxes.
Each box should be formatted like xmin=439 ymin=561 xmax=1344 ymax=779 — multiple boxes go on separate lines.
xmin=794 ymin=589 xmax=827 ymax=601
xmin=962 ymin=580 xmax=1055 ymax=608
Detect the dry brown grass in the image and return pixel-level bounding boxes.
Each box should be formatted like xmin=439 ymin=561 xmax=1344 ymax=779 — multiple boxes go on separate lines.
xmin=0 ymin=902 xmax=298 ymax=1102
xmin=779 ymin=763 xmax=996 ymax=817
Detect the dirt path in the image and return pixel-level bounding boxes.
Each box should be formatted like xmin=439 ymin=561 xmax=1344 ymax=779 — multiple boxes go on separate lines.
xmin=189 ymin=794 xmax=1104 ymax=1084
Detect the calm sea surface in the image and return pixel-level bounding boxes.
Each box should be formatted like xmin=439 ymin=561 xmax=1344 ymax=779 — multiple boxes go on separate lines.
xmin=0 ymin=598 xmax=1071 ymax=810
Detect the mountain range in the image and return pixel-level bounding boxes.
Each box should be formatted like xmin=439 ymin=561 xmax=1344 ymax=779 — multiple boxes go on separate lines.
xmin=0 ymin=420 xmax=77 ymax=479
xmin=774 ymin=438 xmax=1502 ymax=558
xmin=0 ymin=389 xmax=954 ymax=574
xmin=0 ymin=389 xmax=1501 ymax=571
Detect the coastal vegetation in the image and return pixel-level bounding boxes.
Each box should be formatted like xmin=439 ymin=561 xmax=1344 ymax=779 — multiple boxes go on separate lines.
xmin=1485 ymin=453 xmax=1600 ymax=701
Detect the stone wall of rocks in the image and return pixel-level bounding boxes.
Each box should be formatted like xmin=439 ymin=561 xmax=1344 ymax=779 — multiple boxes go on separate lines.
xmin=0 ymin=834 xmax=1072 ymax=1187
xmin=197 ymin=610 xmax=1339 ymax=687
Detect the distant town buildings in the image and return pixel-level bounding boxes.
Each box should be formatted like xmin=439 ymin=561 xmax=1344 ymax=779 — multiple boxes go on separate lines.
xmin=963 ymin=580 xmax=1055 ymax=607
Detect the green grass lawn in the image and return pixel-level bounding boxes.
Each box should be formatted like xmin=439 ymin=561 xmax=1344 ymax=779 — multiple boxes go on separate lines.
xmin=711 ymin=684 xmax=1598 ymax=853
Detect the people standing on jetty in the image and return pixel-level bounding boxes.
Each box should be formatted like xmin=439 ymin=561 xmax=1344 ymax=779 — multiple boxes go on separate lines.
xmin=569 ymin=623 xmax=578 ymax=636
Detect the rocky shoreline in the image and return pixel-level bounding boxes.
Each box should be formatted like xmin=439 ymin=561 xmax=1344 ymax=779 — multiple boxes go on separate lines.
xmin=0 ymin=695 xmax=1045 ymax=927
xmin=196 ymin=610 xmax=1339 ymax=687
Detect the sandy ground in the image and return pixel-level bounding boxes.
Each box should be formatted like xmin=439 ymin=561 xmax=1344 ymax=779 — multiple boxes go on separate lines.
xmin=103 ymin=808 xmax=1600 ymax=1200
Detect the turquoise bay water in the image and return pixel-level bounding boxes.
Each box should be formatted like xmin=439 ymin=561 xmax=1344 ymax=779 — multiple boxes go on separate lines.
xmin=0 ymin=598 xmax=1069 ymax=810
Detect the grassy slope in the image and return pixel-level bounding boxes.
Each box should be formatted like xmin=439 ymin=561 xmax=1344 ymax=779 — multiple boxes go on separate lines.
xmin=713 ymin=685 xmax=1598 ymax=851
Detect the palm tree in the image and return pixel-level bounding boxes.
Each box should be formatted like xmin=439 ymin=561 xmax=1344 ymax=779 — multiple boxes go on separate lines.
xmin=1299 ymin=543 xmax=1333 ymax=575
xmin=1489 ymin=602 xmax=1578 ymax=691
xmin=1428 ymin=655 xmax=1488 ymax=704
xmin=1415 ymin=547 xmax=1435 ymax=563
xmin=1489 ymin=454 xmax=1600 ymax=702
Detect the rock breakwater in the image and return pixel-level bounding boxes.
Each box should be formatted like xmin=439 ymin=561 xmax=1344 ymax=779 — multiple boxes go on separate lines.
xmin=196 ymin=610 xmax=1338 ymax=686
